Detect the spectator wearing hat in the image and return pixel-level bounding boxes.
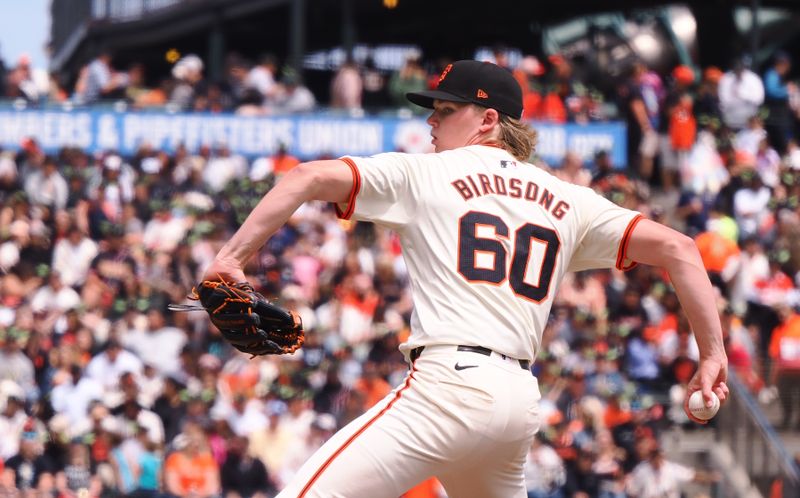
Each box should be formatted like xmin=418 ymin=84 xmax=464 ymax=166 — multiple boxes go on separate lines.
xmin=4 ymin=419 xmax=55 ymax=491
xmin=658 ymin=65 xmax=697 ymax=192
xmin=86 ymin=154 xmax=135 ymax=225
xmin=514 ymin=56 xmax=546 ymax=121
xmin=718 ymin=56 xmax=765 ymax=132
xmin=169 ymin=54 xmax=205 ymax=111
xmin=763 ymin=51 xmax=795 ymax=154
xmin=694 ymin=67 xmax=723 ymax=126
xmin=619 ymin=62 xmax=660 ymax=181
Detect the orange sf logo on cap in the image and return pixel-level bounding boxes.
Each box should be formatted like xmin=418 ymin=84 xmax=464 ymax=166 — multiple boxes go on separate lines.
xmin=438 ymin=64 xmax=453 ymax=84
xmin=476 ymin=89 xmax=489 ymax=99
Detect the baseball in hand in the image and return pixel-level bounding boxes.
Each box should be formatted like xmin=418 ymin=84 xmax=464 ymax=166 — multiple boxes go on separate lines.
xmin=688 ymin=390 xmax=720 ymax=420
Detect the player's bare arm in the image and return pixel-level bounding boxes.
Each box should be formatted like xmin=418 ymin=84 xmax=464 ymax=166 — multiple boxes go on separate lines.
xmin=204 ymin=160 xmax=353 ymax=283
xmin=625 ymin=218 xmax=730 ymax=423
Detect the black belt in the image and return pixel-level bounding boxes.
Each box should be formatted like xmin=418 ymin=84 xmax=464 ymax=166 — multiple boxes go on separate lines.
xmin=410 ymin=345 xmax=531 ymax=370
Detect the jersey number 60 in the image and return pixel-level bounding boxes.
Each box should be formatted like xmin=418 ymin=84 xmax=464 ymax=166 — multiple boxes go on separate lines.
xmin=457 ymin=211 xmax=560 ymax=302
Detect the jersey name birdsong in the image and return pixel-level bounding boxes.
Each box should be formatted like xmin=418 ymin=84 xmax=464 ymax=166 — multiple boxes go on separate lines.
xmin=450 ymin=173 xmax=571 ymax=220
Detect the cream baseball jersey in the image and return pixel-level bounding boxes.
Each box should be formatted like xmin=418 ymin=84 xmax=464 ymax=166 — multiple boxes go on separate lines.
xmin=336 ymin=144 xmax=642 ymax=361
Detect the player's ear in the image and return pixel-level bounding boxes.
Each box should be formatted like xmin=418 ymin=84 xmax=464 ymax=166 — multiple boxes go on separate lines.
xmin=479 ymin=108 xmax=500 ymax=132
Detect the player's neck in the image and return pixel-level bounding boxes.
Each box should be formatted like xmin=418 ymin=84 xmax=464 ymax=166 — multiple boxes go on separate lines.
xmin=465 ymin=129 xmax=504 ymax=150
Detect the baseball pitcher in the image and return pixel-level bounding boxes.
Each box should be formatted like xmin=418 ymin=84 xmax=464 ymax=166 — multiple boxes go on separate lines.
xmin=203 ymin=60 xmax=729 ymax=498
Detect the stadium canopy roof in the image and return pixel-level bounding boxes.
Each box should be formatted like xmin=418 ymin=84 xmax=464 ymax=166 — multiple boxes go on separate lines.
xmin=51 ymin=0 xmax=800 ymax=81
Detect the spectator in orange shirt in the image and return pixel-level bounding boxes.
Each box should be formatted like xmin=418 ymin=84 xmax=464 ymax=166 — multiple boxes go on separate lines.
xmin=164 ymin=423 xmax=220 ymax=497
xmin=272 ymin=144 xmax=301 ymax=177
xmin=768 ymin=305 xmax=800 ymax=429
xmin=515 ymin=56 xmax=545 ymax=120
xmin=603 ymin=394 xmax=633 ymax=430
xmin=694 ymin=228 xmax=740 ymax=292
xmin=353 ymin=361 xmax=391 ymax=410
xmin=749 ymin=257 xmax=796 ymax=356
xmin=339 ymin=273 xmax=380 ymax=344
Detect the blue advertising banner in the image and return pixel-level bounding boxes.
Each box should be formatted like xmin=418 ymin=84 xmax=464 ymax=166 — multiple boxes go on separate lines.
xmin=0 ymin=110 xmax=627 ymax=166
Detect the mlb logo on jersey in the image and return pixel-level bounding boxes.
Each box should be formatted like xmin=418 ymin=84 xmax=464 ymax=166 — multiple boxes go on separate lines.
xmin=500 ymin=160 xmax=516 ymax=168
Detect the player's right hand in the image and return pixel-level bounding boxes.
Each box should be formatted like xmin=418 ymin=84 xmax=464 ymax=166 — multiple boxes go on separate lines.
xmin=203 ymin=256 xmax=247 ymax=284
xmin=683 ymin=354 xmax=729 ymax=424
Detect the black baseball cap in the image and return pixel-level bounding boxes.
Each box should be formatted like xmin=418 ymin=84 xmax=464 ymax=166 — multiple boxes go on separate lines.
xmin=406 ymin=60 xmax=523 ymax=119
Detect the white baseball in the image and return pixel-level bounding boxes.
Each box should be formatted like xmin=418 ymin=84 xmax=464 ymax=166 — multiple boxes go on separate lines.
xmin=688 ymin=390 xmax=720 ymax=420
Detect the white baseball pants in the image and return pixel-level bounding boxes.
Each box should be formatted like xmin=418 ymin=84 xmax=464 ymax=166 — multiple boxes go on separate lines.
xmin=276 ymin=344 xmax=541 ymax=498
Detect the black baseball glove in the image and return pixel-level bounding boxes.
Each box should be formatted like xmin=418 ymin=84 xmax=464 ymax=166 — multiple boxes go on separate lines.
xmin=169 ymin=280 xmax=304 ymax=356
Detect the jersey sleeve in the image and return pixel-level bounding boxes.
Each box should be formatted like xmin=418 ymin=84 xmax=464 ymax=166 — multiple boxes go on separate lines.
xmin=334 ymin=152 xmax=420 ymax=229
xmin=567 ymin=187 xmax=643 ymax=272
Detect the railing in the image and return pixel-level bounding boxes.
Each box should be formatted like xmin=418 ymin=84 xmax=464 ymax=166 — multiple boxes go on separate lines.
xmin=91 ymin=0 xmax=186 ymax=21
xmin=716 ymin=369 xmax=800 ymax=497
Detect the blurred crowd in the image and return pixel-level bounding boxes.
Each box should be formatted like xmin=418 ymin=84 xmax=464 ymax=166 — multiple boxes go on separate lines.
xmin=0 ymin=44 xmax=799 ymax=498
xmin=0 ymin=46 xmax=672 ymax=121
